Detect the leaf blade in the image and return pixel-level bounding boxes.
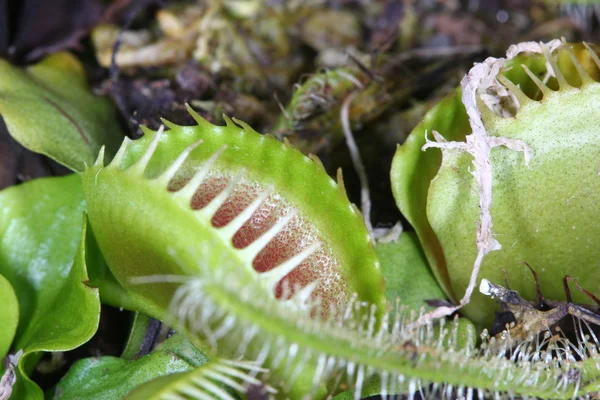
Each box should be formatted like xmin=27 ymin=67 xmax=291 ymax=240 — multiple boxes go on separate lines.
xmin=0 ymin=52 xmax=123 ymax=171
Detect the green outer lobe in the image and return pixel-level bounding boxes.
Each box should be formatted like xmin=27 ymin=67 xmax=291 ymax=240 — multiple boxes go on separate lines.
xmin=429 ymin=80 xmax=600 ymax=325
xmin=0 ymin=274 xmax=18 ymax=359
xmin=85 ymin=117 xmax=385 ymax=314
xmin=0 ymin=53 xmax=122 ymax=171
xmin=392 ymin=48 xmax=600 ymax=326
xmin=85 ymin=223 xmax=167 ymax=322
xmin=390 ymin=54 xmax=571 ymax=306
xmin=390 ymin=88 xmax=469 ymax=301
xmin=84 ymin=158 xmax=239 ymax=314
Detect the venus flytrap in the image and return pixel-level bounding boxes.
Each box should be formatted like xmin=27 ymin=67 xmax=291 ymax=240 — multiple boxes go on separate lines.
xmin=410 ymin=41 xmax=543 ymax=325
xmin=81 ymin=105 xmax=389 ymax=397
xmin=1 ymin=38 xmax=600 ymax=399
xmin=81 ymin=53 xmax=600 ymax=395
xmin=393 ymin=40 xmax=600 ymax=327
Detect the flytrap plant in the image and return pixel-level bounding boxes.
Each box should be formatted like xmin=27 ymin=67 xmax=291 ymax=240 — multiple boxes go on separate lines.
xmin=2 ymin=38 xmax=600 ymax=400
xmin=392 ymin=39 xmax=600 ymax=327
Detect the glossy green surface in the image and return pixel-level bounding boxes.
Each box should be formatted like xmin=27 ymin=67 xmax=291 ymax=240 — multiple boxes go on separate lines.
xmin=0 ymin=53 xmax=123 ymax=171
xmin=0 ymin=274 xmax=18 ymax=360
xmin=0 ymin=175 xmax=100 ymax=399
xmin=375 ymin=232 xmax=445 ymax=311
xmin=49 ymin=334 xmax=207 ymax=400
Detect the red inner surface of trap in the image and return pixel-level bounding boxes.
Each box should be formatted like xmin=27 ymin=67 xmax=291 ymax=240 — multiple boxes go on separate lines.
xmin=171 ymin=172 xmax=347 ymax=309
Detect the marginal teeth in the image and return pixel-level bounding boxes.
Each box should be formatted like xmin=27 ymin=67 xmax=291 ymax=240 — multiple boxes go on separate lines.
xmin=92 ymin=146 xmax=106 ymax=168
xmin=219 ymin=186 xmax=275 ymax=241
xmin=583 ymin=41 xmax=600 ymax=70
xmin=173 ymin=145 xmax=227 ymax=203
xmin=259 ymin=242 xmax=321 ymax=293
xmin=289 ymin=280 xmax=321 ymax=310
xmin=237 ymin=211 xmax=297 ymax=264
xmin=561 ymin=39 xmax=594 ymax=85
xmin=186 ymin=104 xmax=213 ymax=129
xmin=541 ymin=41 xmax=569 ymax=89
xmin=521 ymin=64 xmax=553 ymax=98
xmin=196 ymin=169 xmax=246 ymax=219
xmin=128 ymin=126 xmax=164 ymax=176
xmin=160 ymin=118 xmax=180 ymax=131
xmin=109 ymin=136 xmax=132 ymax=169
xmin=155 ymin=139 xmax=203 ymax=188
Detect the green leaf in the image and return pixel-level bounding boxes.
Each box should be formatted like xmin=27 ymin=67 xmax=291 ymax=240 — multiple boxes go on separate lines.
xmin=0 ymin=274 xmax=18 ymax=359
xmin=0 ymin=52 xmax=123 ymax=172
xmin=85 ymin=224 xmax=168 ymax=322
xmin=0 ymin=175 xmax=100 ymax=399
xmin=375 ymin=232 xmax=446 ymax=311
xmin=390 ymin=88 xmax=470 ymax=303
xmin=49 ymin=334 xmax=208 ymax=400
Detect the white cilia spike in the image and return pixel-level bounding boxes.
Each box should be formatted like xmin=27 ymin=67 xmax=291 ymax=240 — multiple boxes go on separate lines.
xmin=92 ymin=145 xmax=106 ymax=168
xmin=218 ymin=186 xmax=275 ymax=241
xmin=202 ymin=370 xmax=245 ymax=393
xmin=175 ymin=388 xmax=209 ymax=400
xmin=128 ymin=126 xmax=164 ymax=176
xmin=561 ymin=39 xmax=595 ymax=86
xmin=496 ymin=75 xmax=530 ymax=106
xmin=237 ymin=211 xmax=297 ymax=263
xmin=155 ymin=140 xmax=204 ymax=188
xmin=196 ymin=169 xmax=246 ymax=220
xmin=541 ymin=42 xmax=570 ymax=89
xmin=259 ymin=242 xmax=321 ymax=293
xmin=192 ymin=378 xmax=235 ymax=400
xmin=214 ymin=362 xmax=273 ymax=392
xmin=162 ymin=394 xmax=183 ymax=400
xmin=288 ymin=279 xmax=320 ymax=310
xmin=583 ymin=41 xmax=600 ymax=70
xmin=521 ymin=64 xmax=554 ymax=98
xmin=108 ymin=136 xmax=132 ymax=169
xmin=173 ymin=145 xmax=228 ymax=202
